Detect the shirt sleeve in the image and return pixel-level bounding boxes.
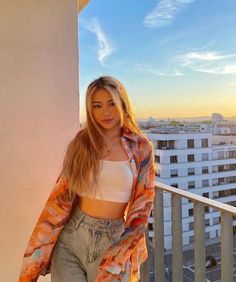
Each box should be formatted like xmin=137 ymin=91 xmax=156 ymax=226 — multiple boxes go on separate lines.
xmin=18 ymin=176 xmax=76 ymax=282
xmin=99 ymin=139 xmax=155 ymax=275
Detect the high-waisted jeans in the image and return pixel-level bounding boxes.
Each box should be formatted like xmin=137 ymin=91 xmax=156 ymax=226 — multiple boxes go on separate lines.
xmin=51 ymin=205 xmax=130 ymax=282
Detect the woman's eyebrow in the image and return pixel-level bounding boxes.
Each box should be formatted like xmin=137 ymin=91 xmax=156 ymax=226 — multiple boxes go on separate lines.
xmin=92 ymin=99 xmax=114 ymax=103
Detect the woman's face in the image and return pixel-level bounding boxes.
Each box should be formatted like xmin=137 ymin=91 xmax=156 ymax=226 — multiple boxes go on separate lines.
xmin=91 ymin=88 xmax=121 ymax=131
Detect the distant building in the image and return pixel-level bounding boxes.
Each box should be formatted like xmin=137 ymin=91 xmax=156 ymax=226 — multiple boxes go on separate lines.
xmin=212 ymin=122 xmax=230 ymax=134
xmin=138 ymin=117 xmax=159 ymax=129
xmin=145 ymin=127 xmax=236 ymax=250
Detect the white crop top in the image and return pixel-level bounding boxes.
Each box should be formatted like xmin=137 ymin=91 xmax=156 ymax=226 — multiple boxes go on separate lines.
xmin=79 ymin=159 xmax=133 ymax=203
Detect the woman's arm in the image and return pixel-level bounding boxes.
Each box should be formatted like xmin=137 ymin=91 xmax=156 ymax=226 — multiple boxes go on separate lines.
xmin=19 ymin=176 xmax=76 ymax=282
xmin=97 ymin=139 xmax=155 ymax=278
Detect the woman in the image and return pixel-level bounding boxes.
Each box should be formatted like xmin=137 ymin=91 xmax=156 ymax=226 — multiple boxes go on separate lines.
xmin=19 ymin=76 xmax=155 ymax=282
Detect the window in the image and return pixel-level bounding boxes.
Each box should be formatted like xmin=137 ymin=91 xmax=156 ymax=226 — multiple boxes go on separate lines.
xmin=205 ymin=231 xmax=210 ymax=240
xmin=218 ymin=151 xmax=224 ymax=159
xmin=205 ymin=206 xmax=209 ymax=213
xmin=189 ymin=221 xmax=194 ymax=230
xmin=170 ymin=155 xmax=178 ymax=163
xmin=188 ymin=181 xmax=195 ymax=189
xmin=202 ymin=166 xmax=209 ymax=174
xmin=212 ymin=166 xmax=218 ymax=173
xmin=155 ymin=155 xmax=160 ymax=163
xmin=230 ymin=164 xmax=236 ymax=170
xmin=219 ymin=190 xmax=230 ymax=197
xmin=202 ymin=192 xmax=209 ymax=198
xmin=170 ymin=169 xmax=178 ymax=177
xmin=205 ymin=219 xmax=210 ymax=226
xmin=171 ymin=183 xmax=178 ymax=188
xmin=188 ymin=154 xmax=195 ymax=162
xmin=212 ymin=191 xmax=219 ymax=199
xmin=189 ymin=208 xmax=194 ymax=216
xmin=219 ymin=177 xmax=225 ymax=184
xmin=218 ymin=165 xmax=225 ymax=172
xmin=169 ymin=140 xmax=175 ymax=149
xmin=189 ymin=235 xmax=194 ymax=244
xmin=148 ymin=223 xmax=153 ymax=231
xmin=213 ymin=217 xmax=220 ymax=224
xmin=229 ymin=150 xmax=236 ymax=158
xmin=202 ymin=139 xmax=208 ymax=148
xmin=157 ymin=140 xmax=167 ymax=149
xmin=227 ymin=176 xmax=236 ymax=183
xmin=212 ymin=179 xmax=218 ymax=186
xmin=228 ymin=200 xmax=236 ymax=206
xmin=202 ymin=179 xmax=209 ymax=187
xmin=157 ymin=140 xmax=174 ymax=149
xmin=187 ymin=139 xmax=194 ymax=148
xmin=202 ymin=153 xmax=209 ymax=161
xmin=188 ymin=167 xmax=195 ymax=175
xmin=222 ymin=189 xmax=230 ymax=196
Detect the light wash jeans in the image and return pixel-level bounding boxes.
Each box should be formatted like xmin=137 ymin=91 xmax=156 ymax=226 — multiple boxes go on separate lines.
xmin=51 ymin=205 xmax=130 ymax=282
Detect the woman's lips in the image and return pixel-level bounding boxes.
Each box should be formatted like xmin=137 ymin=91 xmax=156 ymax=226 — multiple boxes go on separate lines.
xmin=101 ymin=119 xmax=113 ymax=123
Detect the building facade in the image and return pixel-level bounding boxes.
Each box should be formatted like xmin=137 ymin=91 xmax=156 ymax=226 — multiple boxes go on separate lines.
xmin=146 ymin=128 xmax=236 ymax=250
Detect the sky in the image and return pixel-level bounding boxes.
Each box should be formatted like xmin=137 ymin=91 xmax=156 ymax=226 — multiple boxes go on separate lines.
xmin=78 ymin=0 xmax=236 ymax=121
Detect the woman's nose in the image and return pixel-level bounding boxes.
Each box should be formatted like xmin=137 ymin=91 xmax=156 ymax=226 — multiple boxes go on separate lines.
xmin=103 ymin=106 xmax=111 ymax=115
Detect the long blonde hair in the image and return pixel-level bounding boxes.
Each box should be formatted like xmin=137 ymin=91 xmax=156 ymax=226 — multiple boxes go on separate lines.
xmin=58 ymin=76 xmax=140 ymax=199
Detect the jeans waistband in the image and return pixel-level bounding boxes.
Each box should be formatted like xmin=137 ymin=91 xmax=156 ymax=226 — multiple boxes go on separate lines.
xmin=70 ymin=205 xmax=125 ymax=230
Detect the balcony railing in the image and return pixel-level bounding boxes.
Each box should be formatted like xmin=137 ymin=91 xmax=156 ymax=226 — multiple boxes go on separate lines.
xmin=141 ymin=182 xmax=236 ymax=282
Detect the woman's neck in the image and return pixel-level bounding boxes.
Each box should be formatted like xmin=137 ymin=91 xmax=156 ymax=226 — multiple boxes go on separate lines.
xmin=102 ymin=127 xmax=122 ymax=140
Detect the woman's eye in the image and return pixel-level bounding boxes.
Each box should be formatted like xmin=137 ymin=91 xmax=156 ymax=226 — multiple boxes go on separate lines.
xmin=109 ymin=102 xmax=115 ymax=106
xmin=93 ymin=105 xmax=101 ymax=108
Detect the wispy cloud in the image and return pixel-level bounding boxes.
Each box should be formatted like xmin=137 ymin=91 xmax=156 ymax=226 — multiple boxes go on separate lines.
xmin=179 ymin=51 xmax=236 ymax=74
xmin=80 ymin=18 xmax=114 ymax=64
xmin=181 ymin=51 xmax=236 ymax=66
xmin=143 ymin=0 xmax=195 ymax=28
xmin=133 ymin=63 xmax=184 ymax=76
xmin=195 ymin=64 xmax=236 ymax=75
xmin=133 ymin=51 xmax=236 ymax=77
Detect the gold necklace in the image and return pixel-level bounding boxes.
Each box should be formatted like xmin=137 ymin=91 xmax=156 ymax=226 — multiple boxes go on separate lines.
xmin=106 ymin=136 xmax=121 ymax=154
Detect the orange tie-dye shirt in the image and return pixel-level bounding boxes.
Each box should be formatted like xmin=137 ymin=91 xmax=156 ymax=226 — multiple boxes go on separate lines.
xmin=19 ymin=129 xmax=155 ymax=282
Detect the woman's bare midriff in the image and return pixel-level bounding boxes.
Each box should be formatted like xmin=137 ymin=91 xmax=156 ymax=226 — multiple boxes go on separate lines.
xmin=78 ymin=197 xmax=128 ymax=219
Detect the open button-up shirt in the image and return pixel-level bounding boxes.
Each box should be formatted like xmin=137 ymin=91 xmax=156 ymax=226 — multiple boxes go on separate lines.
xmin=19 ymin=129 xmax=155 ymax=282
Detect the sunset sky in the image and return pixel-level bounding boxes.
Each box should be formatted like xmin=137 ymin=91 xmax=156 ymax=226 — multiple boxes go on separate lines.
xmin=78 ymin=0 xmax=236 ymax=121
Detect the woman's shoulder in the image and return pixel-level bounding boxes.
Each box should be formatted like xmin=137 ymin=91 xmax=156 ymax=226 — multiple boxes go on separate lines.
xmin=136 ymin=131 xmax=152 ymax=145
xmin=133 ymin=132 xmax=154 ymax=154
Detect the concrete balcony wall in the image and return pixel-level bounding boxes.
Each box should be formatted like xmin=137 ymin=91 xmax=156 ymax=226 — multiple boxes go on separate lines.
xmin=0 ymin=0 xmax=90 ymax=281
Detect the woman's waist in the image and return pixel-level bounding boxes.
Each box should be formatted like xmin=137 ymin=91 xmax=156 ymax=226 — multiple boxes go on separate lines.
xmin=77 ymin=196 xmax=128 ymax=220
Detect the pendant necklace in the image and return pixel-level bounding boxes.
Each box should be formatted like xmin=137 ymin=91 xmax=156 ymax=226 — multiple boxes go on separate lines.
xmin=106 ymin=136 xmax=121 ymax=154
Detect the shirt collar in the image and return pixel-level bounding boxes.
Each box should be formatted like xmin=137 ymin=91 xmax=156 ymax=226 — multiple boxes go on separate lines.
xmin=121 ymin=127 xmax=138 ymax=142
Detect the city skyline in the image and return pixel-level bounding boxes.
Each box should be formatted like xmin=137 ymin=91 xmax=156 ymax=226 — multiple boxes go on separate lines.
xmin=79 ymin=0 xmax=236 ymax=121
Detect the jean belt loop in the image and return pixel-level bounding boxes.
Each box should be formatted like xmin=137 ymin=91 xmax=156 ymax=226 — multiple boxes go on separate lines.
xmin=75 ymin=213 xmax=85 ymax=229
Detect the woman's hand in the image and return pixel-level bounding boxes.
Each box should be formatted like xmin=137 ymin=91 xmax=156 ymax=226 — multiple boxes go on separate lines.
xmin=95 ymin=260 xmax=130 ymax=282
xmin=95 ymin=269 xmax=115 ymax=282
xmin=95 ymin=270 xmax=126 ymax=282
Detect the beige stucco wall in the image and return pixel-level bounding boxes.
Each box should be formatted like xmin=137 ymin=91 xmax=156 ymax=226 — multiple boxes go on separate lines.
xmin=0 ymin=0 xmax=90 ymax=281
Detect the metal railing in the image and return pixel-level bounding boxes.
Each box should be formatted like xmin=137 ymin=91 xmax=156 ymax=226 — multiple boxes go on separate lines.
xmin=141 ymin=182 xmax=236 ymax=281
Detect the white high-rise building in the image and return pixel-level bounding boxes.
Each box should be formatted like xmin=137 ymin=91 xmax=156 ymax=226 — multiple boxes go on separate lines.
xmin=146 ymin=128 xmax=236 ymax=250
